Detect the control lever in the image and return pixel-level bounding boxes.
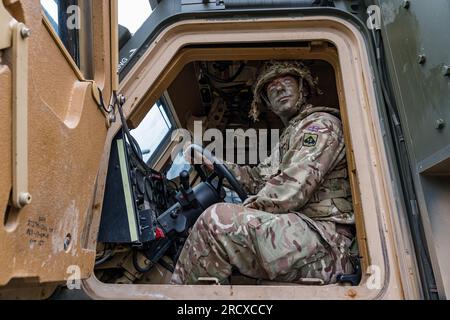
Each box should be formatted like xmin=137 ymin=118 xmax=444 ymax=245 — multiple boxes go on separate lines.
xmin=176 ymin=170 xmax=197 ymax=209
xmin=180 ymin=170 xmax=190 ymax=191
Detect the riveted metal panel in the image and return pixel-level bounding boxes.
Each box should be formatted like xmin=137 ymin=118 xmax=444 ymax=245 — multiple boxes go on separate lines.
xmin=378 ymin=0 xmax=450 ymax=298
xmin=379 ymin=0 xmax=450 ymax=168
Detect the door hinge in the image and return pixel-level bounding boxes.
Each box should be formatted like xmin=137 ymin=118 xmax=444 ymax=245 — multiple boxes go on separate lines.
xmin=88 ymin=81 xmax=119 ymax=128
xmin=94 ymin=87 xmax=127 ymax=128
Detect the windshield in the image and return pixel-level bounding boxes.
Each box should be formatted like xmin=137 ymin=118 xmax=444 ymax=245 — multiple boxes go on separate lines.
xmin=131 ymin=101 xmax=173 ymax=164
xmin=118 ymin=0 xmax=153 ymax=35
xmin=117 ymin=0 xmax=158 ymax=75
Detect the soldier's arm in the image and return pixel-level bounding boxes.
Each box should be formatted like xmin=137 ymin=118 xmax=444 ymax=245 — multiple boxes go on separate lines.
xmin=187 ymin=144 xmax=271 ymax=195
xmin=243 ymin=113 xmax=345 ymax=213
xmin=224 ymin=155 xmax=272 ymax=195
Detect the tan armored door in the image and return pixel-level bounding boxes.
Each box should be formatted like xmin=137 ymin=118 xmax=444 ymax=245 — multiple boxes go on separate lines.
xmin=0 ymin=0 xmax=118 ymax=290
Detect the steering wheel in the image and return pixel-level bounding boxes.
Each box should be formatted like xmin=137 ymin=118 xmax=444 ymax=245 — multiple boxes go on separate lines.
xmin=186 ymin=144 xmax=248 ymax=202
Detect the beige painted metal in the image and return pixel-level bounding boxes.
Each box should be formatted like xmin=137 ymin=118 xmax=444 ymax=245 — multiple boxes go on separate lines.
xmin=41 ymin=14 xmax=84 ymax=81
xmin=0 ymin=0 xmax=116 ymax=291
xmin=84 ymin=16 xmax=420 ymax=299
xmin=41 ymin=9 xmax=108 ymax=112
xmin=0 ymin=1 xmax=13 ymax=51
xmin=0 ymin=62 xmax=12 ymax=235
xmin=40 ymin=0 xmax=119 ymax=111
xmin=12 ymin=22 xmax=32 ymax=209
xmin=0 ymin=0 xmax=32 ymax=209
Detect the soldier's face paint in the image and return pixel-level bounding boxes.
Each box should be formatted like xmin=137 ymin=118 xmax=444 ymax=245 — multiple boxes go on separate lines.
xmin=266 ymin=75 xmax=301 ymax=122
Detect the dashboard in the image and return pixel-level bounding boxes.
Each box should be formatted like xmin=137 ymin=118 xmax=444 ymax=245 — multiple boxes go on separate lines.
xmin=97 ymin=130 xmax=227 ymax=270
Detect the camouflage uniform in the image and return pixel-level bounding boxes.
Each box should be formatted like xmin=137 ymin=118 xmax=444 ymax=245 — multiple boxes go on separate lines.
xmin=171 ymin=61 xmax=355 ymax=285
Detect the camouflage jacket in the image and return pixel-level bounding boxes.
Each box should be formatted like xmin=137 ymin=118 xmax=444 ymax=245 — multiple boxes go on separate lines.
xmin=226 ymin=105 xmax=354 ymax=225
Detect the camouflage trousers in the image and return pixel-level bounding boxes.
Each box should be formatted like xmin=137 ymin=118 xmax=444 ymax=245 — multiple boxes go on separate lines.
xmin=171 ymin=203 xmax=354 ymax=285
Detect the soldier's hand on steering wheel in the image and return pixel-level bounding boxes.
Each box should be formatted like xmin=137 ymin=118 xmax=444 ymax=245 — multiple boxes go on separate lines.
xmin=183 ymin=144 xmax=214 ymax=171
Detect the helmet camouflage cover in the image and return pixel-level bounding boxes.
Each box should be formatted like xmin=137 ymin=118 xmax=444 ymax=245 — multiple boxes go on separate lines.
xmin=250 ymin=60 xmax=322 ymax=121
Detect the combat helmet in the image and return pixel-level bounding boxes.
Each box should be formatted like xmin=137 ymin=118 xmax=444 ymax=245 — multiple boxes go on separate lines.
xmin=249 ymin=60 xmax=322 ymax=121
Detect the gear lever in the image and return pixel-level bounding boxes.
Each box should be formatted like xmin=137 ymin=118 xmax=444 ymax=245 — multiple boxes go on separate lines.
xmin=180 ymin=170 xmax=190 ymax=191
xmin=176 ymin=170 xmax=197 ymax=209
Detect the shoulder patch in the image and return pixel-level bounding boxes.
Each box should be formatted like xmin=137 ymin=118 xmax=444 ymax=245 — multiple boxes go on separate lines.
xmin=306 ymin=125 xmax=321 ymax=133
xmin=303 ymin=133 xmax=319 ymax=147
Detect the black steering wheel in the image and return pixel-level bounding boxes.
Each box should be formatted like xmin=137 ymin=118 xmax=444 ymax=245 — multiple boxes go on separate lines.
xmin=186 ymin=144 xmax=248 ymax=202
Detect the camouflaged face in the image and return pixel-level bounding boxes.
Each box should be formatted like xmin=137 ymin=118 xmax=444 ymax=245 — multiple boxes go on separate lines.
xmin=249 ymin=60 xmax=323 ymax=121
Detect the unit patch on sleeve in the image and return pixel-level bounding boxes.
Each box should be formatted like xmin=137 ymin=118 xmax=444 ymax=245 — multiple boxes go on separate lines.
xmin=303 ymin=133 xmax=319 ymax=147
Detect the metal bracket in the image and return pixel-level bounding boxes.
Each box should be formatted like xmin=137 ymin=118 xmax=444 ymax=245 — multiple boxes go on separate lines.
xmin=12 ymin=22 xmax=32 ymax=208
xmin=181 ymin=0 xmax=225 ymax=12
xmin=87 ymin=81 xmax=119 ymax=128
xmin=0 ymin=1 xmax=13 ymax=51
xmin=1 ymin=1 xmax=32 ymax=208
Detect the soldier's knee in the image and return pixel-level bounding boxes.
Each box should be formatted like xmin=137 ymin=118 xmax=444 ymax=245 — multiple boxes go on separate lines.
xmin=205 ymin=203 xmax=227 ymax=214
xmin=198 ymin=203 xmax=236 ymax=231
xmin=199 ymin=203 xmax=225 ymax=224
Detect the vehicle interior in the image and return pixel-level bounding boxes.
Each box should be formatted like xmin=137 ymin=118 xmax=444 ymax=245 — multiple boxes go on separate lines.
xmin=79 ymin=0 xmax=448 ymax=300
xmin=68 ymin=0 xmax=371 ymax=290
xmin=93 ymin=53 xmax=362 ymax=286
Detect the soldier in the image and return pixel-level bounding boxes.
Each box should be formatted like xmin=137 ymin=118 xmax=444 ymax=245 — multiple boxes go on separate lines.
xmin=171 ymin=61 xmax=356 ymax=285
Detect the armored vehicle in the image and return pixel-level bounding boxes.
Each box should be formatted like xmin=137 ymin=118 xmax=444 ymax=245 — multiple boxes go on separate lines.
xmin=0 ymin=0 xmax=448 ymax=300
